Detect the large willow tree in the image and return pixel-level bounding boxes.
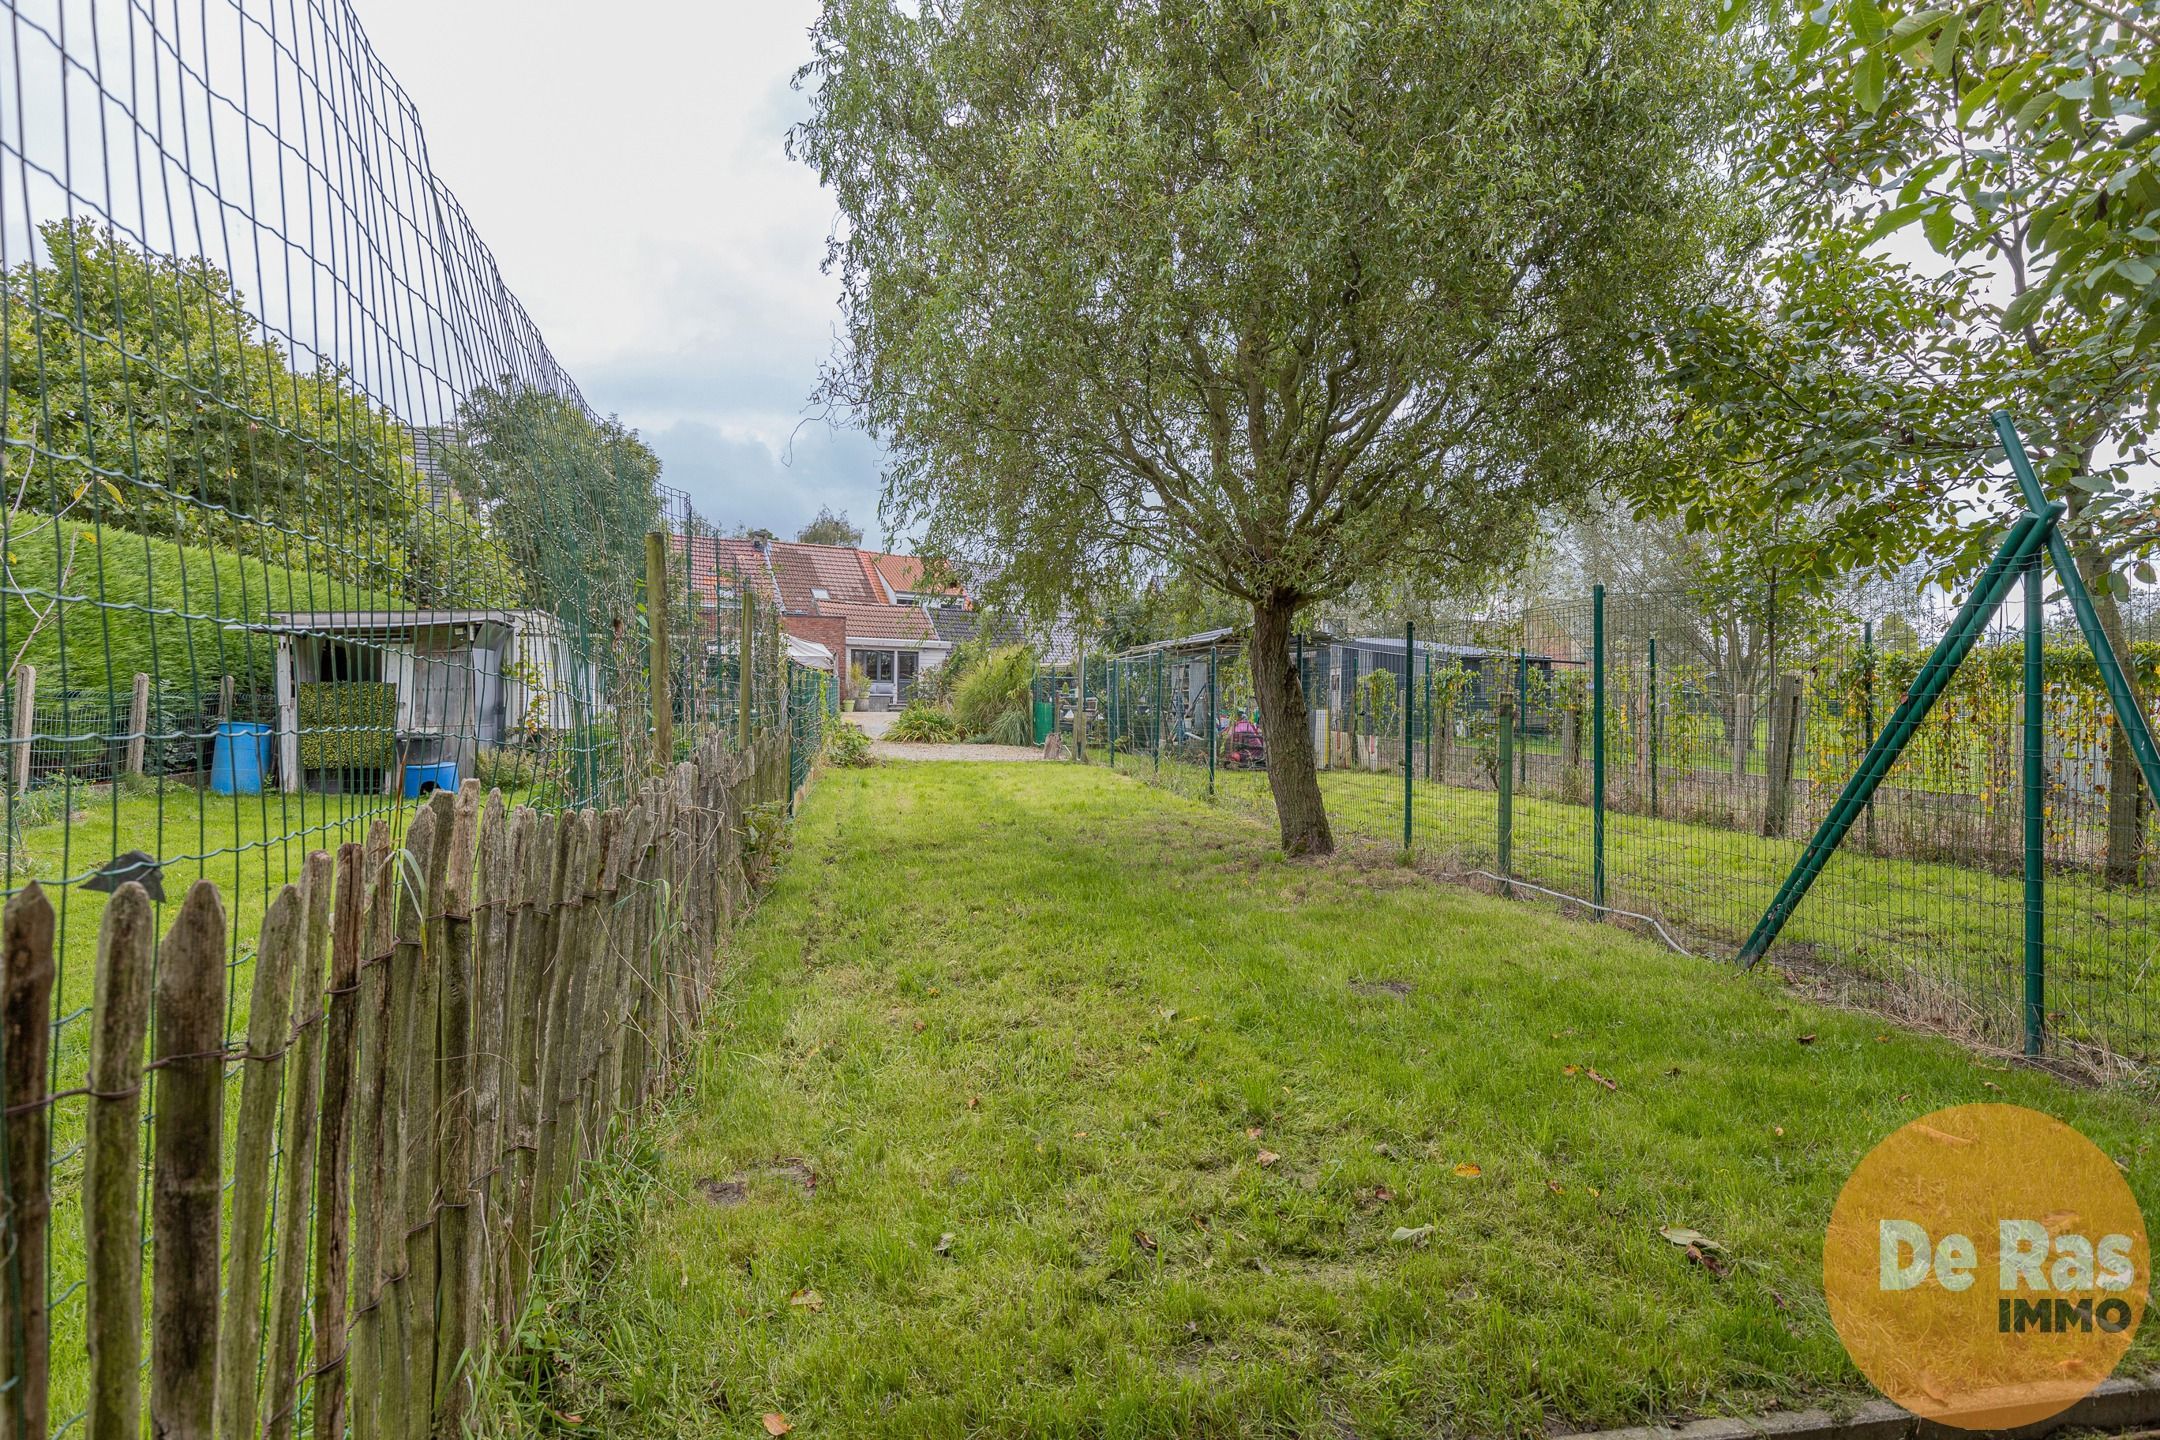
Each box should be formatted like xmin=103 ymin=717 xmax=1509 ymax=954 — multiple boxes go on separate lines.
xmin=794 ymin=0 xmax=1734 ymax=854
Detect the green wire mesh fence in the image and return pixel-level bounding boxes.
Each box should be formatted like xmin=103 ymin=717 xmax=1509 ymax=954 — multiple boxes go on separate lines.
xmin=0 ymin=0 xmax=832 ymax=1431
xmin=1107 ymin=585 xmax=2160 ymax=1071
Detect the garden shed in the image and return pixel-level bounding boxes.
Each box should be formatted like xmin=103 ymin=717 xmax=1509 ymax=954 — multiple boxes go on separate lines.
xmin=269 ymin=608 xmax=599 ymax=794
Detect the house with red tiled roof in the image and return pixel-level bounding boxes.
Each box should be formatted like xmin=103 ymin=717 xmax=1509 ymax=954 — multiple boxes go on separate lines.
xmin=674 ymin=534 xmax=972 ymax=708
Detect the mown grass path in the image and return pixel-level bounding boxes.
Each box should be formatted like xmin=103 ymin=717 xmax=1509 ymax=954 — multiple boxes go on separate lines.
xmin=499 ymin=762 xmax=2158 ymax=1439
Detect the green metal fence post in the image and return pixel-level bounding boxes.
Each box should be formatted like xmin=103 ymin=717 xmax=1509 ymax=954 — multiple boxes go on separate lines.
xmin=1592 ymin=585 xmax=1606 ymax=911
xmin=1108 ymin=658 xmax=1117 ymax=766
xmin=1207 ymin=643 xmax=1218 ymax=797
xmin=1497 ymin=694 xmax=1515 ymax=897
xmin=1646 ymin=636 xmax=1659 ymax=819
xmin=1403 ymin=621 xmax=1415 ymax=852
xmin=1738 ymin=508 xmax=2055 ymax=965
xmin=2024 ymin=551 xmax=2045 ymax=1057
xmin=1995 ymin=412 xmax=2160 ymax=805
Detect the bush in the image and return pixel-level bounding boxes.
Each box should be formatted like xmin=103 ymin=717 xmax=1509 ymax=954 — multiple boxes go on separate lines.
xmin=296 ymin=681 xmax=396 ymax=771
xmin=825 ymin=720 xmax=877 ymax=768
xmin=887 ymin=703 xmax=964 ymax=743
xmin=951 ymin=645 xmax=1034 ymax=737
xmin=974 ymin=709 xmax=1031 ymax=747
xmin=3 ymin=520 xmax=403 ymax=690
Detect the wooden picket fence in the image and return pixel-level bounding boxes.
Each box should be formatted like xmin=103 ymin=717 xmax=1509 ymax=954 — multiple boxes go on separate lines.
xmin=0 ymin=727 xmax=795 ymax=1439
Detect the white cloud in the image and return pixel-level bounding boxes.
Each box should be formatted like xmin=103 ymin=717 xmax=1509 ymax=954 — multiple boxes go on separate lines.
xmin=355 ymin=0 xmax=888 ymax=542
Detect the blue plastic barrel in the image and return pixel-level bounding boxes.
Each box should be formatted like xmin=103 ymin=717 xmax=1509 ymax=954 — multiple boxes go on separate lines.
xmin=403 ymin=760 xmax=459 ymax=798
xmin=210 ymin=721 xmax=271 ymax=795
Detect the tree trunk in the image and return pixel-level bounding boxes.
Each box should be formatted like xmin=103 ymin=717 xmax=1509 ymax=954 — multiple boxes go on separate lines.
xmin=1251 ymin=596 xmax=1333 ymax=856
xmin=2070 ymin=536 xmax=2148 ymax=885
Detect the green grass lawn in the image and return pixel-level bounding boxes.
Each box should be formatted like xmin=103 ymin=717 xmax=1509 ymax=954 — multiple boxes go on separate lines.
xmin=489 ymin=761 xmax=2157 ymax=1440
xmin=1124 ymin=757 xmax=2160 ymax=1062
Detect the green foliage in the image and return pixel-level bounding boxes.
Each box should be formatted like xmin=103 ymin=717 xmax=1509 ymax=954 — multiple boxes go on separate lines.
xmin=950 ymin=645 xmax=1034 ymax=737
xmin=1355 ymin=669 xmax=1399 ymax=735
xmin=1 ymin=220 xmax=521 ymax=607
xmin=825 ymin=719 xmax=878 ymax=768
xmin=435 ymin=383 xmax=660 ymax=620
xmin=975 ymin=709 xmax=1032 ymax=747
xmin=887 ymin=702 xmax=965 ymax=743
xmin=1662 ymin=0 xmax=2160 ymax=586
xmin=295 ymin=681 xmax=395 ymax=771
xmin=794 ymin=0 xmax=1737 ymax=619
xmin=796 ymin=506 xmax=864 ymax=547
xmin=2 ymin=520 xmax=402 ymax=689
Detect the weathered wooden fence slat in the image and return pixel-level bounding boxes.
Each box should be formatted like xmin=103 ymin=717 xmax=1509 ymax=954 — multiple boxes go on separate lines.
xmin=83 ymin=882 xmax=152 ymax=1440
xmin=1 ymin=884 xmax=56 ymax=1440
xmin=0 ymin=735 xmax=796 ymax=1438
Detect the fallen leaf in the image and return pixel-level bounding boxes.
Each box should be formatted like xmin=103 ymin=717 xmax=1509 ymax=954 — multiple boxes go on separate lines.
xmin=1587 ymin=1067 xmax=1618 ymax=1092
xmin=762 ymin=1415 xmax=793 ymax=1437
xmin=934 ymin=1232 xmax=956 ymax=1255
xmin=1664 ymin=1066 xmax=1681 ymax=1078
xmin=1246 ymin=1125 xmax=1264 ymax=1140
xmin=550 ymin=1412 xmax=584 ymax=1427
xmin=1983 ymin=1081 xmax=2003 ymax=1092
xmin=1876 ymin=1034 xmax=1890 ymax=1043
xmin=912 ymin=1019 xmax=926 ymax=1033
xmin=1659 ymin=1226 xmax=1722 ymax=1251
xmin=966 ymin=1095 xmax=980 ymax=1111
xmin=1453 ymin=1162 xmax=1483 ymax=1178
xmin=1257 ymin=1149 xmax=1281 ymax=1167
xmin=1133 ymin=1229 xmax=1158 ymax=1254
xmin=1773 ymin=1126 xmax=1785 ymax=1137
xmin=1562 ymin=1064 xmax=1580 ymax=1077
xmin=1374 ymin=1142 xmax=1396 ymax=1158
xmin=1545 ymin=1180 xmax=1565 ymax=1195
xmin=1392 ymin=1223 xmax=1436 ymax=1245
xmin=789 ymin=1288 xmax=824 ymax=1312
xmin=1796 ymin=1034 xmax=1817 ymax=1045
xmin=1073 ymin=1131 xmax=1089 ymax=1139
xmin=1370 ymin=1184 xmax=1395 ymax=1204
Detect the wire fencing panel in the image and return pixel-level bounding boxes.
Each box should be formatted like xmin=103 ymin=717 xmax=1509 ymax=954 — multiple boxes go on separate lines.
xmin=0 ymin=0 xmax=816 ymax=1431
xmin=1112 ymin=585 xmax=2160 ymax=1069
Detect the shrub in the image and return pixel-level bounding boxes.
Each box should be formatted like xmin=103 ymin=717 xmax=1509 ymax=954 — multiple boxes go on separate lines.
xmin=888 ymin=703 xmax=964 ymax=743
xmin=825 ymin=720 xmax=877 ymax=767
xmin=974 ymin=709 xmax=1031 ymax=747
xmin=296 ymin=681 xmax=396 ymax=771
xmin=951 ymin=645 xmax=1034 ymax=737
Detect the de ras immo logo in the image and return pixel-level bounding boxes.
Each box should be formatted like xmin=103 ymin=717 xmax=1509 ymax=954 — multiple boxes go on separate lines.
xmin=1823 ymin=1104 xmax=2149 ymax=1430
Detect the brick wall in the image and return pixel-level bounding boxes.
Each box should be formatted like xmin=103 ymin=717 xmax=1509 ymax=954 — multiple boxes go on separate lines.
xmin=782 ymin=614 xmax=852 ymax=698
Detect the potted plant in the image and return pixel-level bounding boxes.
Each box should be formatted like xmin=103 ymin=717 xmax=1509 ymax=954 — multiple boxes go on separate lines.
xmin=846 ymin=663 xmax=869 ymax=712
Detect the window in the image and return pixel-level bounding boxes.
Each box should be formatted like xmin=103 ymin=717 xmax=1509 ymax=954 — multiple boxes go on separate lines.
xmin=319 ymin=639 xmax=383 ymax=682
xmin=863 ymin=650 xmax=896 ymax=684
xmin=812 ymin=587 xmax=830 ymax=601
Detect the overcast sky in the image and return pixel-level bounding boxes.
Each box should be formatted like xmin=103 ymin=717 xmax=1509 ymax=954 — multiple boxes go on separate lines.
xmin=355 ymin=0 xmax=889 ymax=547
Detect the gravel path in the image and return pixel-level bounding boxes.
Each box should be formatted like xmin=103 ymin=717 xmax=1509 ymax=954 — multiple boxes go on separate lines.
xmin=869 ymin=741 xmax=1042 ymax=763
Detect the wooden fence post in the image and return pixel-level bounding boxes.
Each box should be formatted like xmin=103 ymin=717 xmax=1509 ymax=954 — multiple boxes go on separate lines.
xmin=1763 ymin=672 xmax=1804 ymax=839
xmin=0 ymin=884 xmax=55 ymax=1440
xmin=217 ymin=881 xmax=306 ymax=1439
xmin=471 ymin=791 xmax=511 ymax=1343
xmin=312 ymin=840 xmax=368 ymax=1440
xmin=433 ymin=783 xmax=482 ymax=1436
xmin=10 ymin=664 xmax=34 ymax=794
xmin=264 ymin=850 xmax=335 ymax=1440
xmin=126 ymin=671 xmax=150 ymax=776
xmin=85 ymin=882 xmax=153 ymax=1440
xmin=406 ymin=790 xmax=454 ymax=1438
xmin=151 ymin=881 xmax=227 ymax=1440
xmin=505 ymin=809 xmax=551 ymax=1327
xmin=354 ymin=821 xmax=399 ymax=1440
